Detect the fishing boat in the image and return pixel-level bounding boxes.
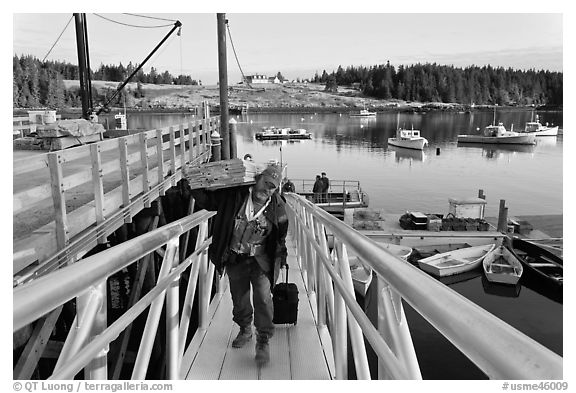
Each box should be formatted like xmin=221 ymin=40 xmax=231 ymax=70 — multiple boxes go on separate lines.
xmin=482 ymin=245 xmax=523 ymax=285
xmin=350 ymin=109 xmax=377 ymax=118
xmin=520 ymin=114 xmax=559 ymax=137
xmin=388 ymin=128 xmax=429 ymax=150
xmin=457 ymin=123 xmax=536 ymax=145
xmin=255 ymin=126 xmax=312 ymax=140
xmin=510 ymin=238 xmax=562 ymax=288
xmin=417 ymin=243 xmax=495 ymax=277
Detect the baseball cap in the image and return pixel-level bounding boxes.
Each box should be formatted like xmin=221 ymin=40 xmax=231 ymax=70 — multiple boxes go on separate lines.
xmin=260 ymin=164 xmax=281 ymax=188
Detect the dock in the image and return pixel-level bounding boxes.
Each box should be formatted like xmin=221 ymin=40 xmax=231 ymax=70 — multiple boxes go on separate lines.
xmin=13 ymin=118 xmax=563 ymax=381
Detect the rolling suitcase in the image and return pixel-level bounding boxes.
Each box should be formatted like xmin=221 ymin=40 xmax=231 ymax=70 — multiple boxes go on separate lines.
xmin=272 ymin=264 xmax=299 ymax=324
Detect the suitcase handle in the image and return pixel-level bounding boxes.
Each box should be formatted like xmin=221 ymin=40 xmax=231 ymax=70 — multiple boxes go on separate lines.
xmin=282 ymin=264 xmax=289 ymax=283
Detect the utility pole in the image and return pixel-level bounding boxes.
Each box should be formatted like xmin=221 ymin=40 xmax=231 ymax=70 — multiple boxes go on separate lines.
xmin=217 ymin=13 xmax=231 ymax=159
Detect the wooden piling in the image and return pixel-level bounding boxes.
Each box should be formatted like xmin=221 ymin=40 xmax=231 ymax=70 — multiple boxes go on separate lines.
xmin=217 ymin=13 xmax=230 ymax=160
xmin=497 ymin=200 xmax=508 ymax=232
xmin=229 ymin=118 xmax=237 ymax=159
xmin=210 ymin=131 xmax=222 ymax=162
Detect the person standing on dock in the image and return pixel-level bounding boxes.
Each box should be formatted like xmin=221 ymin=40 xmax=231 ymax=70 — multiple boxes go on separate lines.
xmin=321 ymin=172 xmax=330 ymax=203
xmin=190 ymin=164 xmax=288 ymax=366
xmin=281 ymin=178 xmax=295 ymax=194
xmin=313 ymin=175 xmax=323 ymax=203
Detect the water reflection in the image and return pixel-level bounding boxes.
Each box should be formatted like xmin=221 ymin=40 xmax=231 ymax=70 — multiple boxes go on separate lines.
xmin=389 ymin=145 xmax=427 ymax=162
xmin=481 ymin=275 xmax=522 ymax=298
xmin=458 ymin=142 xmax=536 ymax=160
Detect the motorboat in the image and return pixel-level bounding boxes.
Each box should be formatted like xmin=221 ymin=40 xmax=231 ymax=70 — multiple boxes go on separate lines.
xmin=255 ymin=126 xmax=312 ymax=140
xmin=388 ymin=128 xmax=429 ymax=150
xmin=520 ymin=114 xmax=559 ymax=137
xmin=457 ymin=123 xmax=536 ymax=145
xmin=350 ymin=109 xmax=377 ymax=118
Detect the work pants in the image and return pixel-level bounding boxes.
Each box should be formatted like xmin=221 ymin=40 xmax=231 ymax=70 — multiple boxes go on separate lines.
xmin=226 ymin=257 xmax=274 ymax=340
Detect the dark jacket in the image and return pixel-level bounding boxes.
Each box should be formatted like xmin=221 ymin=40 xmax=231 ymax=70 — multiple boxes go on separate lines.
xmin=312 ymin=178 xmax=323 ymax=193
xmin=191 ymin=185 xmax=289 ymax=286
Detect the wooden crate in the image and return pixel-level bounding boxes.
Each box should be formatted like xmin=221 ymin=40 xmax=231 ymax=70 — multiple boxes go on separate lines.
xmin=186 ymin=158 xmax=266 ymax=190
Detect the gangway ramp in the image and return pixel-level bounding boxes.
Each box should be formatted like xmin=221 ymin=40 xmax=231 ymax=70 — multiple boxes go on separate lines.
xmin=182 ymin=236 xmax=333 ymax=380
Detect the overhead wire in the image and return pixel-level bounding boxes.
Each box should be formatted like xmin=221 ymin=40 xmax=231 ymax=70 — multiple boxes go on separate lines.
xmin=41 ymin=14 xmax=74 ymax=62
xmin=122 ymin=13 xmax=179 ymax=23
xmin=93 ymin=13 xmax=174 ymax=28
xmin=226 ymin=20 xmax=254 ymax=89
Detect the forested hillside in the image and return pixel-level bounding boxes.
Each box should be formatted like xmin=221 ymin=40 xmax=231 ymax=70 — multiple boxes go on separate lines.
xmin=314 ymin=62 xmax=562 ymax=106
xmin=13 ymin=54 xmax=562 ymax=109
xmin=13 ymin=55 xmax=199 ymax=109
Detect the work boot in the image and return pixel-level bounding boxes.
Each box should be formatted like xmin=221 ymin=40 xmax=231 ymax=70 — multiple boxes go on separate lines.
xmin=232 ymin=326 xmax=252 ymax=348
xmin=255 ymin=336 xmax=270 ymax=365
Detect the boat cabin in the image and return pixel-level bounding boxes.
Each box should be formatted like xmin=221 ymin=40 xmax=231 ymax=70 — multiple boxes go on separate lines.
xmin=483 ymin=123 xmax=507 ymax=137
xmin=398 ymin=129 xmax=421 ymax=139
xmin=524 ymin=122 xmax=542 ymax=132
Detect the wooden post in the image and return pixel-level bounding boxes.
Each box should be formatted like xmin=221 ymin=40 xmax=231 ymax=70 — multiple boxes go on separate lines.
xmin=169 ymin=126 xmax=177 ymax=186
xmin=48 ymin=152 xmax=68 ymax=250
xmin=211 ymin=131 xmax=222 ymax=162
xmin=156 ymin=129 xmax=165 ymax=196
xmin=119 ymin=137 xmax=132 ymax=223
xmin=179 ymin=123 xmax=186 ymax=169
xmin=139 ymin=133 xmax=151 ymax=207
xmin=497 ymin=199 xmax=508 ymax=232
xmin=217 ymin=13 xmax=230 ymax=160
xmin=229 ymin=118 xmax=237 ymax=159
xmin=90 ymin=143 xmax=106 ymax=244
xmin=188 ymin=121 xmax=195 ymax=164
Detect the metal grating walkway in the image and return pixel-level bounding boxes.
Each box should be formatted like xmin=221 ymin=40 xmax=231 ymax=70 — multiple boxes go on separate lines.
xmin=181 ymin=235 xmax=333 ymax=380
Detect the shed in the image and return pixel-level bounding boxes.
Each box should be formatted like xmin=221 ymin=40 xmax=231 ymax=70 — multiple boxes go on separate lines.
xmin=448 ymin=197 xmax=487 ymax=219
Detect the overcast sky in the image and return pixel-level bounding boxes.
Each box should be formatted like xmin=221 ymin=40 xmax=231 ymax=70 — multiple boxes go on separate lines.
xmin=12 ymin=12 xmax=563 ymax=84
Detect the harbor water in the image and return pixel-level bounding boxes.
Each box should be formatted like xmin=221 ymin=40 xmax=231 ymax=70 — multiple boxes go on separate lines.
xmin=103 ymin=109 xmax=563 ymax=379
xmin=108 ymin=109 xmax=563 ymax=217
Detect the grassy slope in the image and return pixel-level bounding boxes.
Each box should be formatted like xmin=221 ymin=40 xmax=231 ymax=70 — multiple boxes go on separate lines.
xmin=63 ymin=80 xmax=447 ymax=111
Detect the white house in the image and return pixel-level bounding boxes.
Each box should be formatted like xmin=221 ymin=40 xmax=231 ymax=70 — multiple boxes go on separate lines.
xmin=244 ymin=74 xmax=282 ymax=84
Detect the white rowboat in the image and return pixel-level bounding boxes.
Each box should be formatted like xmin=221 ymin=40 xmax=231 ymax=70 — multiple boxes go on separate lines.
xmin=417 ymin=244 xmax=496 ymax=277
xmin=483 ymin=245 xmax=523 ymax=285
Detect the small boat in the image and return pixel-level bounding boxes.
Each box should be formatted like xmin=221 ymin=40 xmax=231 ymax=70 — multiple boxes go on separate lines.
xmin=417 ymin=243 xmax=495 ymax=277
xmin=255 ymin=126 xmax=312 ymax=140
xmin=510 ymin=238 xmax=562 ymax=288
xmin=482 ymin=245 xmax=523 ymax=285
xmin=457 ymin=123 xmax=536 ymax=145
xmin=388 ymin=128 xmax=429 ymax=150
xmin=520 ymin=114 xmax=559 ymax=137
xmin=350 ymin=109 xmax=377 ymax=117
xmin=348 ymin=242 xmax=412 ymax=295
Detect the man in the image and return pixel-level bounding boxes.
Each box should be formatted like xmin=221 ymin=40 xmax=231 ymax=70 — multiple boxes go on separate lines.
xmin=321 ymin=172 xmax=330 ymax=203
xmin=281 ymin=178 xmax=295 ymax=194
xmin=312 ymin=174 xmax=322 ymax=203
xmin=191 ymin=164 xmax=288 ymax=365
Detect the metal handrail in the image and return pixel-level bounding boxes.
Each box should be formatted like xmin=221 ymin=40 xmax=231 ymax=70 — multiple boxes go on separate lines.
xmin=284 ymin=193 xmax=562 ymax=380
xmin=14 ymin=209 xmax=216 ymax=380
xmin=14 ymin=210 xmax=214 ymax=331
